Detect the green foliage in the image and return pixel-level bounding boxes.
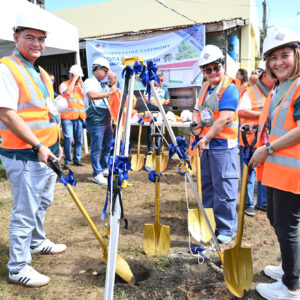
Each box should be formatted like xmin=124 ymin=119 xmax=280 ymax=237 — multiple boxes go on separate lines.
xmin=157 ymin=256 xmax=171 ymax=271
xmin=175 ymin=41 xmax=199 ymax=60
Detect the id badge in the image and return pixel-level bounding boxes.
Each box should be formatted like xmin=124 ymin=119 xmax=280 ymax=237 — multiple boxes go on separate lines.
xmin=199 ymin=107 xmax=213 ymax=126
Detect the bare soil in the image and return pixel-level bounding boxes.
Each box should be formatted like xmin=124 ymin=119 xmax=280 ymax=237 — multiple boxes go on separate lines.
xmin=0 ymin=149 xmax=280 ymax=300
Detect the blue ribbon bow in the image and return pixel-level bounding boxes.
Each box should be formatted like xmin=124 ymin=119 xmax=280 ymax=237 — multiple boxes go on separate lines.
xmin=149 ymin=116 xmax=157 ymax=125
xmin=59 ymin=169 xmax=77 ymax=186
xmin=145 ymin=166 xmax=166 ymax=183
xmin=138 ymin=116 xmax=144 ymax=125
xmin=190 ymin=245 xmax=207 ymax=258
xmin=140 ymin=60 xmax=160 ymax=102
xmin=169 ymin=136 xmax=191 ymax=175
xmin=190 ymin=135 xmax=201 ymax=150
xmin=100 ymin=155 xmax=131 ymax=220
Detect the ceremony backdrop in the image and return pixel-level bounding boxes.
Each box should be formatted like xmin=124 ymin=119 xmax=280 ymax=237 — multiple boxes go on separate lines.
xmin=86 ymin=25 xmax=205 ymax=88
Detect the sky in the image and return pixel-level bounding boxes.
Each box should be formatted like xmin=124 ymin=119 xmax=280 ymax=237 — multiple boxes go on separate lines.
xmin=45 ymin=0 xmax=300 ymax=36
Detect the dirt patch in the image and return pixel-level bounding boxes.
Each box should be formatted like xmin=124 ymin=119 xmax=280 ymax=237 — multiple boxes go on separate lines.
xmin=0 ymin=151 xmax=280 ymax=300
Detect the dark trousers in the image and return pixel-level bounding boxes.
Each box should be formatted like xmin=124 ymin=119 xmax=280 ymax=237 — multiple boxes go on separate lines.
xmin=266 ymin=187 xmax=300 ymax=290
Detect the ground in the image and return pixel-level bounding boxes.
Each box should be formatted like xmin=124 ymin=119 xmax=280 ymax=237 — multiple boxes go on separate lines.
xmin=0 ymin=149 xmax=281 ymax=300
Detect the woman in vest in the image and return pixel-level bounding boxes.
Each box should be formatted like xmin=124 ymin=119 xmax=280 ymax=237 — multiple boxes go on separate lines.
xmin=192 ymin=45 xmax=240 ymax=244
xmin=247 ymin=27 xmax=300 ymax=300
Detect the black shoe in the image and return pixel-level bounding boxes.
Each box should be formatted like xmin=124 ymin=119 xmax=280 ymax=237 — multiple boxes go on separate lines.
xmin=63 ymin=162 xmax=70 ymax=170
xmin=73 ymin=161 xmax=85 ymax=166
xmin=255 ymin=205 xmax=267 ymax=212
xmin=147 ymin=150 xmax=153 ymax=155
xmin=244 ymin=207 xmax=255 ymax=216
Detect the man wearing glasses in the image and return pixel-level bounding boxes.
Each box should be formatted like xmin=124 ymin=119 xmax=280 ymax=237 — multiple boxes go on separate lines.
xmin=192 ymin=45 xmax=240 ymax=244
xmin=83 ymin=57 xmax=117 ymax=185
xmin=0 ymin=12 xmax=66 ymax=287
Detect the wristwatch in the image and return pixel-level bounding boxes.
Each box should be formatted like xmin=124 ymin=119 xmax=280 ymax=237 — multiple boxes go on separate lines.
xmin=266 ymin=142 xmax=274 ymax=154
xmin=202 ymin=136 xmax=211 ymax=143
xmin=32 ymin=142 xmax=43 ymax=154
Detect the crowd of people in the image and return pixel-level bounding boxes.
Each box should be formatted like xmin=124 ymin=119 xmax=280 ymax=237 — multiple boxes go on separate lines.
xmin=0 ymin=11 xmax=298 ymax=300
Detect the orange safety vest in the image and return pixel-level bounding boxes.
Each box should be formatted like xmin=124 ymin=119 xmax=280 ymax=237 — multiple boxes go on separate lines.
xmin=0 ymin=55 xmax=60 ymax=149
xmin=60 ymin=80 xmax=86 ymax=120
xmin=256 ymin=77 xmax=300 ymax=194
xmin=189 ymin=76 xmax=239 ymax=156
xmin=240 ymin=81 xmax=250 ymax=94
xmin=239 ymin=83 xmax=268 ymax=147
xmin=108 ymin=91 xmax=137 ymax=125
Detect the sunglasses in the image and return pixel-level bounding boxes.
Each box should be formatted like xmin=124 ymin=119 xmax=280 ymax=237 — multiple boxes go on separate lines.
xmin=203 ymin=64 xmax=222 ymax=74
xmin=100 ymin=67 xmax=109 ymax=73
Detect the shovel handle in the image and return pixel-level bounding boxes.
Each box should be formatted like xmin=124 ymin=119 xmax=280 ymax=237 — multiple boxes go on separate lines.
xmin=241 ymin=125 xmax=257 ymax=154
xmin=47 ymin=158 xmax=108 ymax=257
xmin=151 ymin=132 xmax=163 ymax=155
xmin=190 ymin=122 xmax=203 ymax=137
xmin=47 ymin=158 xmax=65 ymax=178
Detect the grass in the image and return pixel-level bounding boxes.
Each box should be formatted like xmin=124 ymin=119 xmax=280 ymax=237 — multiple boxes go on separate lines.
xmin=0 ymin=165 xmax=6 ymax=182
xmin=157 ymin=256 xmax=171 ymax=271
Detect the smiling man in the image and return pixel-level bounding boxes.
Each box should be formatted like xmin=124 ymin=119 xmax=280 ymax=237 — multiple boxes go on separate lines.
xmin=0 ymin=12 xmax=66 ymax=287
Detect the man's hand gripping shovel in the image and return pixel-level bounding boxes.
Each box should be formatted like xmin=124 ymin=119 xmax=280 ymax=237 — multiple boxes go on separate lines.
xmin=47 ymin=158 xmax=133 ymax=283
xmin=188 ymin=122 xmax=216 ymax=243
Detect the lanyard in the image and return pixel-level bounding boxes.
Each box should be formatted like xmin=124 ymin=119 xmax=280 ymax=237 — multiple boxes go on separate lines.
xmin=13 ymin=48 xmax=50 ymax=99
xmin=268 ymin=79 xmax=294 ymax=119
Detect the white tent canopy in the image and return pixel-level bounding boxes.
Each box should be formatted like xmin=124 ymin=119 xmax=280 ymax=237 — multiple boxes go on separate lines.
xmin=0 ymin=0 xmax=79 ymax=60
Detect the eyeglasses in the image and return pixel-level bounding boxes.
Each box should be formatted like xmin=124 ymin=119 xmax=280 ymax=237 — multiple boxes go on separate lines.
xmin=203 ymin=65 xmax=222 ymax=74
xmin=100 ymin=67 xmax=109 ymax=73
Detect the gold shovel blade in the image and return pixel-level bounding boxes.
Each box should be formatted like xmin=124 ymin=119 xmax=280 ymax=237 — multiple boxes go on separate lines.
xmin=188 ymin=207 xmax=216 ymax=243
xmin=223 ymin=246 xmax=253 ymax=298
xmin=145 ymin=153 xmax=155 ymax=170
xmin=160 ymin=152 xmax=168 ymax=172
xmin=131 ymin=154 xmax=145 ymax=171
xmin=143 ymin=224 xmax=170 ymax=256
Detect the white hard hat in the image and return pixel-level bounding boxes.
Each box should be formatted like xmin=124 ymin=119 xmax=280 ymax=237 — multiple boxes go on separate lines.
xmin=263 ymin=27 xmax=300 ymax=59
xmin=166 ymin=111 xmax=176 ymax=122
xmin=92 ymin=57 xmax=110 ymax=70
xmin=257 ymin=60 xmax=266 ymax=71
xmin=14 ymin=11 xmax=48 ymax=33
xmin=199 ymin=45 xmax=224 ymax=67
xmin=180 ymin=110 xmax=192 ymax=122
xmin=156 ymin=112 xmax=163 ymax=123
xmin=54 ymin=95 xmax=68 ymax=113
xmin=69 ymin=65 xmax=83 ymax=77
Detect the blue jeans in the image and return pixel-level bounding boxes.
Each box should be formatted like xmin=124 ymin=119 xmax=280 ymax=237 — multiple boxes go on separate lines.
xmin=201 ymin=146 xmax=239 ymax=236
xmin=61 ymin=118 xmax=83 ymax=164
xmin=87 ymin=123 xmax=113 ymax=177
xmin=0 ymin=155 xmax=57 ymax=272
xmin=240 ymin=146 xmax=267 ymax=208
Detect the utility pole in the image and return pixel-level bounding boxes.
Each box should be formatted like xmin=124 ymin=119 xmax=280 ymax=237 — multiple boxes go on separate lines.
xmin=262 ymin=0 xmax=267 ymax=40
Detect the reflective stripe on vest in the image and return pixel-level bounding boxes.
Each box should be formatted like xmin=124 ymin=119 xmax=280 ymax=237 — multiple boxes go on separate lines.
xmin=257 ymin=77 xmax=300 ymax=194
xmin=0 ymin=56 xmax=59 ymax=149
xmin=196 ymin=76 xmax=239 ymax=140
xmin=60 ymin=81 xmax=86 ymax=120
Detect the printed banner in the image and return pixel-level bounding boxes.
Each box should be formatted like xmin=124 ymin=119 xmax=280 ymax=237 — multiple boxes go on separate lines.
xmin=86 ymin=25 xmax=205 ymax=88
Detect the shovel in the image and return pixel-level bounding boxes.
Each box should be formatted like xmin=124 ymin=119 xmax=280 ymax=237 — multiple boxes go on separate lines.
xmin=188 ymin=122 xmax=216 ymax=243
xmin=188 ymin=155 xmax=197 ymax=176
xmin=145 ymin=122 xmax=156 ymax=171
xmin=188 ymin=146 xmax=216 ymax=243
xmin=223 ymin=125 xmax=255 ymax=298
xmin=131 ymin=122 xmax=145 ymax=171
xmin=143 ymin=133 xmax=170 ymax=256
xmin=47 ymin=159 xmax=134 ymax=284
xmin=160 ymin=123 xmax=169 ymax=172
